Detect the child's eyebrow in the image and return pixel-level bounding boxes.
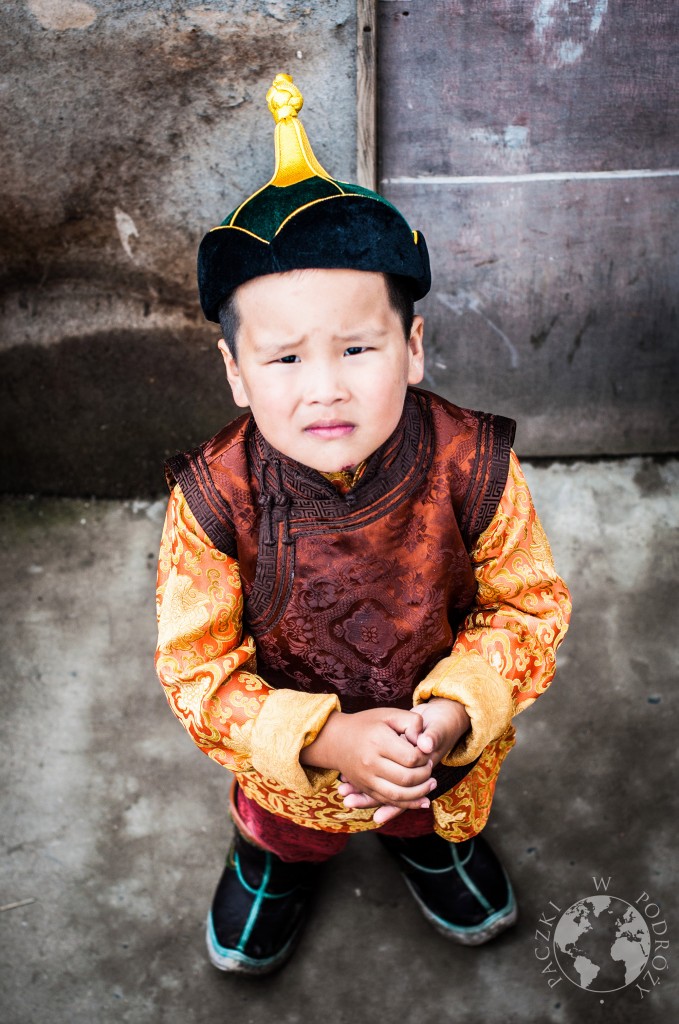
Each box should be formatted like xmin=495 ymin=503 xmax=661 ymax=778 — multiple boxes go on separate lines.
xmin=252 ymin=338 xmax=303 ymax=357
xmin=334 ymin=327 xmax=388 ymax=341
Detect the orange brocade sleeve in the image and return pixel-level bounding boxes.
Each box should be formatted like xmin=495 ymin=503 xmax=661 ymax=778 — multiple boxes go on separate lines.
xmin=155 ymin=486 xmax=265 ymax=773
xmin=413 ymin=450 xmax=571 ymax=765
xmin=155 ymin=486 xmax=339 ymax=789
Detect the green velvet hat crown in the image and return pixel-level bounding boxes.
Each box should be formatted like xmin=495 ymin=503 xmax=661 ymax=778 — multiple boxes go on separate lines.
xmin=197 ymin=73 xmax=431 ymax=322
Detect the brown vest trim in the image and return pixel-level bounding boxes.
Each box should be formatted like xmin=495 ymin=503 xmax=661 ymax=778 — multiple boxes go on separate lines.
xmin=165 ymin=446 xmax=238 ymax=559
xmin=165 ymin=392 xmax=515 ymax=561
xmin=246 ymin=388 xmax=436 ymax=538
xmin=459 ymin=410 xmax=516 ymax=548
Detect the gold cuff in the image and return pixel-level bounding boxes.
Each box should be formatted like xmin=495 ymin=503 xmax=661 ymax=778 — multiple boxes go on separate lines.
xmin=249 ymin=689 xmax=340 ymax=795
xmin=413 ymin=651 xmax=513 ymax=765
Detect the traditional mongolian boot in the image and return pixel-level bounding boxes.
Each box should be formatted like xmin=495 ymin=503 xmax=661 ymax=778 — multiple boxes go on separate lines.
xmin=378 ymin=831 xmax=517 ymax=945
xmin=206 ymin=829 xmax=320 ymax=974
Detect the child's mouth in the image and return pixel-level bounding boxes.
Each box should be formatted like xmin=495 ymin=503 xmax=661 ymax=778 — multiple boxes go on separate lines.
xmin=305 ymin=421 xmax=355 ymax=440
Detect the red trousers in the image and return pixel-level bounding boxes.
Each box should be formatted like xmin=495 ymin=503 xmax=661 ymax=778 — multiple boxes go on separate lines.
xmin=231 ymin=782 xmax=435 ymax=863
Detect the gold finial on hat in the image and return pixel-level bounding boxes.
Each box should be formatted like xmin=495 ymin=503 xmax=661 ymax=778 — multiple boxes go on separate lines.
xmin=266 ymin=74 xmax=303 ymax=123
xmin=266 ymin=73 xmax=331 ymax=187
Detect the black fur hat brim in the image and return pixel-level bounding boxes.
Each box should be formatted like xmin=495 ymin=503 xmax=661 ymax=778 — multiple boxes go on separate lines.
xmin=198 ymin=194 xmax=431 ymax=322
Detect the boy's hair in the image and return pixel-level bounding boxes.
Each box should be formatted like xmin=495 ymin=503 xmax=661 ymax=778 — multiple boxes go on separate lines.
xmin=218 ymin=273 xmax=415 ymax=361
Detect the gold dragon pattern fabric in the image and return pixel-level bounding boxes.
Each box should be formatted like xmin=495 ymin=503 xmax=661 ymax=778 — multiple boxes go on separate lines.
xmin=449 ymin=451 xmax=571 ymax=717
xmin=155 ymin=450 xmax=570 ymax=842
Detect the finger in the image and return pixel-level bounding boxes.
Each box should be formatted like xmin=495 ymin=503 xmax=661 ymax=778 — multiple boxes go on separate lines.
xmin=337 ymin=781 xmax=360 ymax=796
xmin=344 ymin=777 xmax=434 ymax=810
xmin=342 ymin=792 xmax=380 ymax=809
xmin=368 ymin=770 xmax=437 ymax=807
xmin=372 ymin=804 xmax=405 ymax=824
xmin=380 ymin=729 xmax=431 ymax=769
xmin=382 ymin=707 xmax=430 ymax=738
xmin=402 ymin=709 xmax=424 ymax=746
xmin=365 ymin=792 xmax=434 ymax=811
xmin=372 ymin=792 xmax=433 ymax=822
xmin=376 ymin=757 xmax=433 ymax=791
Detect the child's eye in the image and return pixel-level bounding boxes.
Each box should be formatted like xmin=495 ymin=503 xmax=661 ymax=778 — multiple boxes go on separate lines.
xmin=344 ymin=346 xmax=368 ymax=356
xmin=277 ymin=354 xmax=300 ymax=364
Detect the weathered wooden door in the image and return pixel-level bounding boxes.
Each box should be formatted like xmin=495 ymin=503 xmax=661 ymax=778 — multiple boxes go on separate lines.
xmin=374 ymin=0 xmax=679 ymax=455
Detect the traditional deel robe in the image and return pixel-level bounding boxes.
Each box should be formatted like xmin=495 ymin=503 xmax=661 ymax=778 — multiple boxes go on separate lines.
xmin=156 ymin=387 xmax=571 ymax=842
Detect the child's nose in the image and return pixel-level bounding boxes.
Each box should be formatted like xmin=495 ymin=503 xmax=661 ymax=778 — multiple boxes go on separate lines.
xmin=305 ymin=362 xmax=349 ymax=404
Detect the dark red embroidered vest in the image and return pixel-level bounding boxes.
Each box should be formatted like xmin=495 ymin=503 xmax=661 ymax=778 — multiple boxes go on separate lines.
xmin=167 ymin=387 xmax=515 ymax=715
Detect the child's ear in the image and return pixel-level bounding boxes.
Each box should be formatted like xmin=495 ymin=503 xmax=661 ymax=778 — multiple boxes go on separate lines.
xmin=217 ymin=339 xmax=250 ymax=408
xmin=406 ymin=315 xmax=425 ymax=386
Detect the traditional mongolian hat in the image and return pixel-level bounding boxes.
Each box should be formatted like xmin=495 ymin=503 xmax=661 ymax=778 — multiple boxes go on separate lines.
xmin=197 ymin=73 xmax=431 ymax=322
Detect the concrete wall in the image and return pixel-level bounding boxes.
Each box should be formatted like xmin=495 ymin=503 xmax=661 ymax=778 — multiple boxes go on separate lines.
xmin=0 ymin=0 xmax=357 ymax=496
xmin=379 ymin=0 xmax=679 ymax=456
xmin=2 ymin=0 xmax=677 ymax=497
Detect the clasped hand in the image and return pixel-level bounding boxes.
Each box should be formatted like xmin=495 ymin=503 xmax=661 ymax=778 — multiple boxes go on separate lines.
xmin=299 ymin=699 xmax=471 ymax=825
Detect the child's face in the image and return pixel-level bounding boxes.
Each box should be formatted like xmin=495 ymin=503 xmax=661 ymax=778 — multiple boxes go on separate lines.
xmin=218 ymin=268 xmax=424 ymax=473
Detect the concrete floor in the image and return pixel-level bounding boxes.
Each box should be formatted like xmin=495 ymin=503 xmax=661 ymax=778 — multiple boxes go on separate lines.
xmin=1 ymin=458 xmax=677 ymax=1024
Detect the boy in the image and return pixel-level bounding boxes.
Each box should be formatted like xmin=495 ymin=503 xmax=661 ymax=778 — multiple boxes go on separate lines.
xmin=155 ymin=74 xmax=571 ymax=974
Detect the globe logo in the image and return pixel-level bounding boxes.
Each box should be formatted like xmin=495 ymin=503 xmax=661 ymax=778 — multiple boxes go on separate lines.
xmin=554 ymin=895 xmax=651 ymax=992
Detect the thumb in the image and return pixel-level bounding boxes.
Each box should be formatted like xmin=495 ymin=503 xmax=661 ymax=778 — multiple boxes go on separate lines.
xmin=416 ymin=721 xmax=440 ymax=755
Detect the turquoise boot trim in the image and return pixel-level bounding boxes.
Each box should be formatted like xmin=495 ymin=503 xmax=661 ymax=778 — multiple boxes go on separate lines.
xmin=233 ymin=850 xmax=297 ymax=953
xmin=450 ymin=841 xmax=493 ymax=914
xmin=206 ymin=912 xmax=300 ymax=974
xmin=385 ymin=837 xmax=518 ymax=945
xmin=206 ymin=848 xmax=304 ymax=973
xmin=400 ymin=871 xmax=517 ymax=945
